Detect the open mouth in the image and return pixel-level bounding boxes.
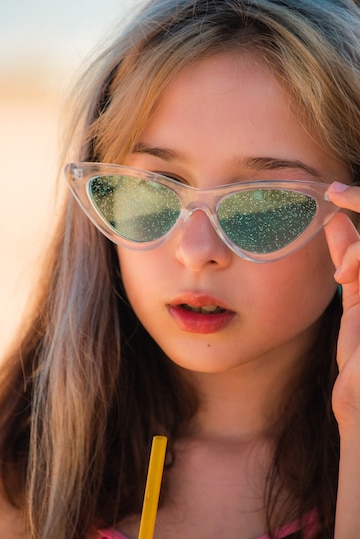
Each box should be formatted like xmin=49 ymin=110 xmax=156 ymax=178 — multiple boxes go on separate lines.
xmin=179 ymin=304 xmax=227 ymax=314
xmin=168 ymin=297 xmax=235 ymax=333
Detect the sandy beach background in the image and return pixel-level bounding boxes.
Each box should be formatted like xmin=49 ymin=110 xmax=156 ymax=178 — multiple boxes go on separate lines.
xmin=0 ymin=82 xmax=61 ymax=357
xmin=0 ymin=0 xmax=138 ymax=358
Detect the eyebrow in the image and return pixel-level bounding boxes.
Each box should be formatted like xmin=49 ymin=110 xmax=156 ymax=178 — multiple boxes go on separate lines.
xmin=132 ymin=142 xmax=188 ymax=162
xmin=240 ymin=156 xmax=321 ymax=178
xmin=132 ymin=143 xmax=321 ymax=178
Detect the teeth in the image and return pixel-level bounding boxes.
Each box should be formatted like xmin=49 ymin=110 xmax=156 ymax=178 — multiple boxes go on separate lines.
xmin=181 ymin=304 xmax=225 ymax=314
xmin=200 ymin=305 xmax=221 ymax=313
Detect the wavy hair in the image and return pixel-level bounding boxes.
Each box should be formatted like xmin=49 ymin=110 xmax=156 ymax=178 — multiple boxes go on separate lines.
xmin=0 ymin=0 xmax=360 ymax=537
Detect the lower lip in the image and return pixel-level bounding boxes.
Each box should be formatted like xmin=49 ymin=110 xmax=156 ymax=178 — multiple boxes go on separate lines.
xmin=168 ymin=305 xmax=236 ymax=334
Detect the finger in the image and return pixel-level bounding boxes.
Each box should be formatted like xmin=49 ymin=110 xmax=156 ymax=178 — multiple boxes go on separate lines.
xmin=327 ymin=182 xmax=360 ymax=213
xmin=325 ymin=212 xmax=359 ymax=270
xmin=334 ymin=241 xmax=360 ymax=284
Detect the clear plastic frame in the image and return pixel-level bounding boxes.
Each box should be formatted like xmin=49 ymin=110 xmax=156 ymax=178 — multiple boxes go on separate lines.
xmin=65 ymin=162 xmax=339 ymax=263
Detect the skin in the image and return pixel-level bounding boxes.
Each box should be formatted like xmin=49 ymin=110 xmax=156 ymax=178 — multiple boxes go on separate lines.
xmin=114 ymin=52 xmax=360 ymax=538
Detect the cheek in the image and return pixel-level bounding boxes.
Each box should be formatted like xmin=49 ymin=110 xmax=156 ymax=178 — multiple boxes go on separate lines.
xmin=240 ymin=240 xmax=336 ymax=356
xmin=300 ymin=233 xmax=335 ymax=288
xmin=116 ymin=247 xmax=163 ymax=309
xmin=117 ymin=249 xmax=144 ymax=298
xmin=266 ymin=234 xmax=336 ymax=319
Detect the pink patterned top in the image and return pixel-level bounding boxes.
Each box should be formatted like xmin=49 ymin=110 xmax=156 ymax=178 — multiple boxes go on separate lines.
xmin=88 ymin=509 xmax=318 ymax=539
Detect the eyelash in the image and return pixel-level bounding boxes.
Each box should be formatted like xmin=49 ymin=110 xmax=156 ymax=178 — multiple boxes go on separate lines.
xmin=155 ymin=171 xmax=188 ymax=185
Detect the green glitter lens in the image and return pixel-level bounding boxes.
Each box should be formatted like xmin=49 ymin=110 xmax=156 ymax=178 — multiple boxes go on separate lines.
xmin=218 ymin=189 xmax=316 ymax=253
xmin=89 ymin=175 xmax=181 ymax=242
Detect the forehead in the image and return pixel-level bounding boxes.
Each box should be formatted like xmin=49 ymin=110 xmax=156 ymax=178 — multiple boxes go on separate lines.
xmin=140 ymin=52 xmax=289 ymax=142
xmin=131 ymin=52 xmax=350 ymax=184
xmin=156 ymin=51 xmax=282 ymax=110
xmin=137 ymin=53 xmax=294 ymax=155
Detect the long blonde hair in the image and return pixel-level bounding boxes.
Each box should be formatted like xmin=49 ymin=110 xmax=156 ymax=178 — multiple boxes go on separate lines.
xmin=1 ymin=1 xmax=360 ymax=537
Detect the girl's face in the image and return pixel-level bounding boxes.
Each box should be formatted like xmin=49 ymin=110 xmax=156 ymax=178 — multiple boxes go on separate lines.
xmin=117 ymin=52 xmax=350 ymax=374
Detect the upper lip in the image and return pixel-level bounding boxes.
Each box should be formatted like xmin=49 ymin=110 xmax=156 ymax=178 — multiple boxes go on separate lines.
xmin=168 ymin=293 xmax=234 ymax=312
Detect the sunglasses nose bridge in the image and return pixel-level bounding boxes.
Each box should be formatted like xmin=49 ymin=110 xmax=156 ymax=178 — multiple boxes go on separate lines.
xmin=181 ymin=196 xmax=217 ymax=226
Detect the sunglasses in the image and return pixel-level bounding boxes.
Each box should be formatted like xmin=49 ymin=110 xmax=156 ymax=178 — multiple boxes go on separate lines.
xmin=65 ymin=162 xmax=339 ymax=262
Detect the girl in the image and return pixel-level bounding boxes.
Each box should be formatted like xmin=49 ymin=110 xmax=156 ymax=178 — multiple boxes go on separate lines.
xmin=1 ymin=0 xmax=360 ymax=538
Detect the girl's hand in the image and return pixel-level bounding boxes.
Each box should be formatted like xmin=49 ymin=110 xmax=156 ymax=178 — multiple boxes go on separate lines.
xmin=326 ymin=183 xmax=360 ymax=538
xmin=325 ymin=183 xmax=360 ymax=431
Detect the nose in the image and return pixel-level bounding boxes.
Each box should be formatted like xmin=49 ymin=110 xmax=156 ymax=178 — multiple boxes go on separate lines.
xmin=175 ymin=209 xmax=232 ymax=271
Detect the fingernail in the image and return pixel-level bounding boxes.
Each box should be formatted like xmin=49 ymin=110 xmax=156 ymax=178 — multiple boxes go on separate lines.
xmin=334 ymin=266 xmax=343 ymax=280
xmin=329 ymin=182 xmax=349 ymax=193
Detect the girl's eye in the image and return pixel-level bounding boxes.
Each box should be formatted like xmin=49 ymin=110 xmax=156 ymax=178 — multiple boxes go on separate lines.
xmin=156 ymin=172 xmax=188 ymax=185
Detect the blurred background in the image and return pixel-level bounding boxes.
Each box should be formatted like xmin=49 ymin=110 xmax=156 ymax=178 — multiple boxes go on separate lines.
xmin=0 ymin=0 xmax=140 ymax=357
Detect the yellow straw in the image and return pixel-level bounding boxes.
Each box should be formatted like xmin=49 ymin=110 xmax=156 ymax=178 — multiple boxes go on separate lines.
xmin=138 ymin=435 xmax=168 ymax=539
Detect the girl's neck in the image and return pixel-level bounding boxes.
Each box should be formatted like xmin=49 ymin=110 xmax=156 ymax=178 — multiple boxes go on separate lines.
xmin=183 ymin=343 xmax=307 ymax=443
